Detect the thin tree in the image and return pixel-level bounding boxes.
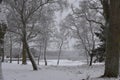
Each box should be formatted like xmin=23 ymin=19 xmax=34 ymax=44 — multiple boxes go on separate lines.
xmin=54 ymin=26 xmax=69 ymax=65
xmin=9 ymin=33 xmax=12 ymax=63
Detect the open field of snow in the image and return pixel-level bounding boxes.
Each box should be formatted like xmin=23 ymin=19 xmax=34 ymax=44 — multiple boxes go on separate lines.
xmin=9 ymin=59 xmax=87 ymax=66
xmin=1 ymin=60 xmax=119 ymax=80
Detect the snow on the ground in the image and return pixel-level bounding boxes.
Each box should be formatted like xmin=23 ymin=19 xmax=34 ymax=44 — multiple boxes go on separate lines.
xmin=1 ymin=60 xmax=119 ymax=80
xmin=10 ymin=59 xmax=86 ymax=66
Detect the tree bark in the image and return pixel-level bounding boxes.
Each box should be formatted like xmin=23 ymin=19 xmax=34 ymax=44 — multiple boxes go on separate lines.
xmin=0 ymin=62 xmax=3 ymax=80
xmin=103 ymin=28 xmax=119 ymax=77
xmin=89 ymin=54 xmax=93 ymax=66
xmin=17 ymin=53 xmax=20 ymax=64
xmin=1 ymin=44 xmax=4 ymax=62
xmin=25 ymin=40 xmax=38 ymax=70
xmin=43 ymin=35 xmax=47 ymax=66
xmin=9 ymin=34 xmax=12 ymax=63
xmin=103 ymin=0 xmax=120 ymax=77
xmin=17 ymin=43 xmax=21 ymax=64
xmin=22 ymin=23 xmax=38 ymax=70
xmin=57 ymin=40 xmax=63 ymax=65
xmin=22 ymin=42 xmax=27 ymax=64
xmin=43 ymin=39 xmax=47 ymax=66
xmin=38 ymin=45 xmax=42 ymax=65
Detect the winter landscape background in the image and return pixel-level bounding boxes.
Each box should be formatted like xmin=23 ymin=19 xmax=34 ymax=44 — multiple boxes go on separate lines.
xmin=0 ymin=0 xmax=120 ymax=80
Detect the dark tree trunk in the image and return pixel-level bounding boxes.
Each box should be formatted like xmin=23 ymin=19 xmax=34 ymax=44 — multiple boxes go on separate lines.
xmin=38 ymin=46 xmax=42 ymax=65
xmin=103 ymin=28 xmax=119 ymax=77
xmin=25 ymin=40 xmax=38 ymax=70
xmin=0 ymin=23 xmax=6 ymax=64
xmin=22 ymin=23 xmax=38 ymax=70
xmin=103 ymin=0 xmax=120 ymax=77
xmin=10 ymin=34 xmax=12 ymax=63
xmin=17 ymin=44 xmax=21 ymax=64
xmin=43 ymin=38 xmax=47 ymax=66
xmin=44 ymin=45 xmax=47 ymax=66
xmin=89 ymin=54 xmax=93 ymax=66
xmin=1 ymin=43 xmax=5 ymax=62
xmin=0 ymin=22 xmax=7 ymax=80
xmin=17 ymin=53 xmax=20 ymax=64
xmin=9 ymin=44 xmax=12 ymax=63
xmin=22 ymin=41 xmax=27 ymax=64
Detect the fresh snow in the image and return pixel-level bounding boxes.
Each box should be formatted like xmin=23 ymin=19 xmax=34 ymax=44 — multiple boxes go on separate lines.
xmin=1 ymin=60 xmax=119 ymax=80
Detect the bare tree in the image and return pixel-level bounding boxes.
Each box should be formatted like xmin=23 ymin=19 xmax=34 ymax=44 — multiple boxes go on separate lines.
xmin=61 ymin=1 xmax=100 ymax=66
xmin=9 ymin=33 xmax=12 ymax=63
xmin=53 ymin=28 xmax=69 ymax=65
xmin=0 ymin=1 xmax=6 ymax=79
xmin=5 ymin=0 xmax=51 ymax=70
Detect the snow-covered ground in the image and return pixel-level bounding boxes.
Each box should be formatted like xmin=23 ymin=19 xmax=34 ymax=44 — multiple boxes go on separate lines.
xmin=1 ymin=60 xmax=118 ymax=80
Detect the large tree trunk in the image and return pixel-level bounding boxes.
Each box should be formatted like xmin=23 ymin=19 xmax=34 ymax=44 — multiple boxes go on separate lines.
xmin=22 ymin=23 xmax=38 ymax=70
xmin=103 ymin=28 xmax=119 ymax=77
xmin=103 ymin=0 xmax=120 ymax=77
xmin=22 ymin=42 xmax=27 ymax=64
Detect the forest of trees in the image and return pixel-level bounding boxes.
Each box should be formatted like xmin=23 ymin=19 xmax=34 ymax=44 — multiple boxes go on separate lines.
xmin=0 ymin=0 xmax=120 ymax=79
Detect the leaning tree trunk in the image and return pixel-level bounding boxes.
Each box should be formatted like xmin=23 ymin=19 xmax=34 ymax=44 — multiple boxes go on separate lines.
xmin=57 ymin=40 xmax=63 ymax=65
xmin=22 ymin=24 xmax=38 ymax=70
xmin=21 ymin=22 xmax=38 ymax=70
xmin=24 ymin=39 xmax=38 ymax=70
xmin=103 ymin=0 xmax=120 ymax=77
xmin=57 ymin=48 xmax=62 ymax=65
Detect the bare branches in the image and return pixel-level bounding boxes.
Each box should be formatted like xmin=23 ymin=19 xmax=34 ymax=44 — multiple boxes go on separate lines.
xmin=25 ymin=0 xmax=50 ymax=22
xmin=6 ymin=28 xmax=22 ymax=36
xmin=85 ymin=15 xmax=104 ymax=27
